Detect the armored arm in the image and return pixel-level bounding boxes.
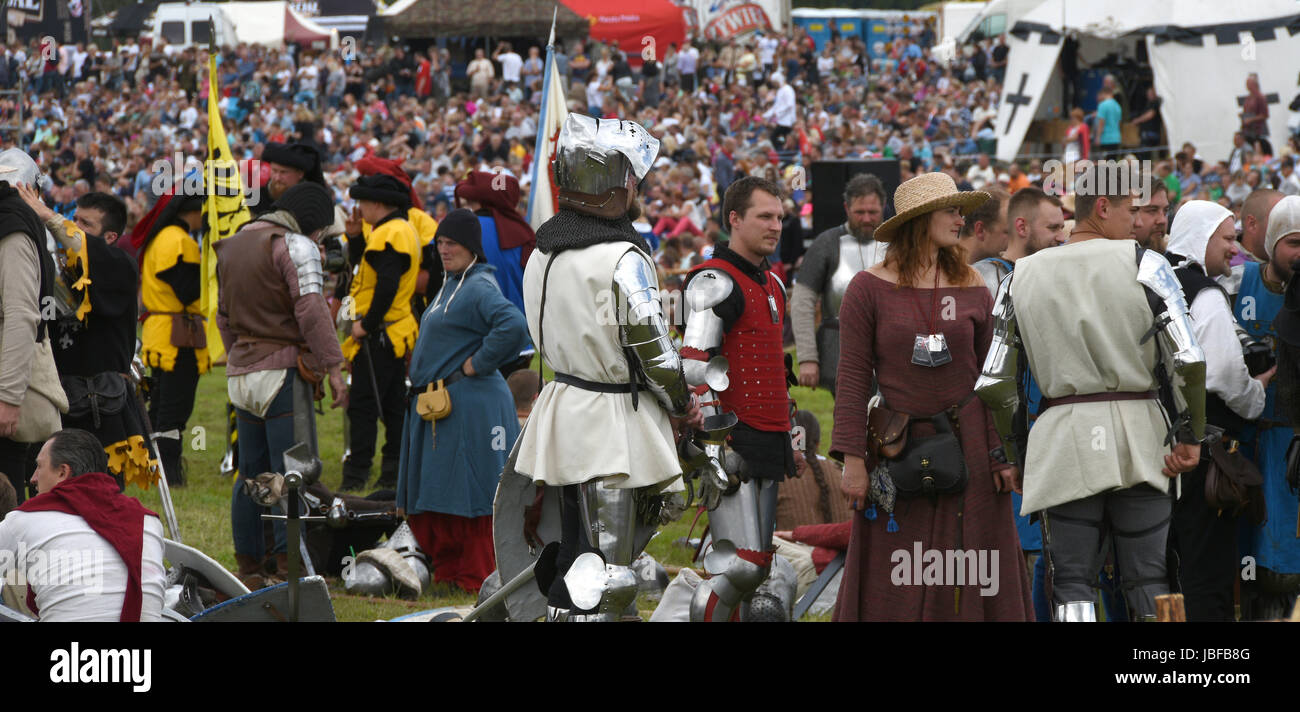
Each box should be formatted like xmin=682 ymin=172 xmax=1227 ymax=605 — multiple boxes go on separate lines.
xmin=1136 ymin=250 xmax=1207 ymax=443
xmin=681 ymin=269 xmax=734 ymax=397
xmin=285 ymin=232 xmax=324 ymax=297
xmin=974 ymin=272 xmax=1023 ymax=464
xmin=612 ymin=250 xmax=690 ymax=416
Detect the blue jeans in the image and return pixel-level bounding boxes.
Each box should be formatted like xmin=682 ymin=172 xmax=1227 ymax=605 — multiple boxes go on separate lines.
xmin=231 ymin=371 xmax=294 ymax=558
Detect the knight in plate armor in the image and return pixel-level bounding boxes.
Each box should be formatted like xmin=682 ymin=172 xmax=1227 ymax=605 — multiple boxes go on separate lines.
xmin=790 ymin=173 xmax=888 ymax=395
xmin=504 ymin=113 xmax=702 ymax=621
xmin=676 ymin=175 xmax=801 ymax=622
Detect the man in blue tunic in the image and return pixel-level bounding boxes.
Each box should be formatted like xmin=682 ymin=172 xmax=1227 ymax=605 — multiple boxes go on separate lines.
xmin=1238 ymin=196 xmax=1300 ymax=619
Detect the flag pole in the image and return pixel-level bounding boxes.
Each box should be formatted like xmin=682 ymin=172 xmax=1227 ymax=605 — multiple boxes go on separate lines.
xmin=527 ymin=6 xmax=561 ymax=228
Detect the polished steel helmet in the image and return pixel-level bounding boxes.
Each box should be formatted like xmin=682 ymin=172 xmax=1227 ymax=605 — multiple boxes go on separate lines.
xmin=0 ymin=148 xmax=52 ymax=192
xmin=553 ymin=113 xmax=660 ymax=196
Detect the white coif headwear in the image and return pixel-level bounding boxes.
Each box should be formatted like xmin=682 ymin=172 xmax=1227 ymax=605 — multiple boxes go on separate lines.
xmin=1166 ymin=200 xmax=1233 ymax=269
xmin=1265 ymin=195 xmax=1300 ymax=260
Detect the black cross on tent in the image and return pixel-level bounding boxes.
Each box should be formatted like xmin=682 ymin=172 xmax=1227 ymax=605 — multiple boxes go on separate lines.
xmin=1004 ymin=73 xmax=1032 ymax=135
xmin=1236 ymin=92 xmax=1280 ymax=108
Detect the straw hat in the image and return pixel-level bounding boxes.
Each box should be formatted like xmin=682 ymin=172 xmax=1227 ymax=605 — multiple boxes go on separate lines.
xmin=874 ymin=172 xmax=990 ymax=244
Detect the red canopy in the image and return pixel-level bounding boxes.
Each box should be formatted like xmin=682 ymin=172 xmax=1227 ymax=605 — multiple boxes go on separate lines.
xmin=559 ymin=0 xmax=687 ymax=66
xmin=284 ymin=6 xmax=334 ymax=50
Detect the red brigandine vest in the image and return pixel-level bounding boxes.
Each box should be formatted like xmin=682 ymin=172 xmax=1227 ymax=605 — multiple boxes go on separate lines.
xmin=687 ymin=257 xmax=790 ymax=432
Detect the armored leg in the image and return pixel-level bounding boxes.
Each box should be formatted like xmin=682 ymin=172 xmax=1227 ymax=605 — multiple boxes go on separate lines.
xmin=1107 ymin=485 xmax=1173 ymax=621
xmin=559 ymin=479 xmax=641 ymax=622
xmin=1042 ymin=492 xmax=1107 ymax=622
xmin=690 ymin=479 xmax=777 ymax=622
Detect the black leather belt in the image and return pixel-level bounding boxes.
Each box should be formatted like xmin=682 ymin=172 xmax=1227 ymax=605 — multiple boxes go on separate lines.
xmin=553 ymin=372 xmax=632 ymax=393
xmin=553 ymin=371 xmax=641 ymax=410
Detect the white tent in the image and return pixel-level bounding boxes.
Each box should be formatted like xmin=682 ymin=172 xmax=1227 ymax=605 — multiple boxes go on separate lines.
xmin=994 ymin=0 xmax=1300 ymax=164
xmin=223 ymin=1 xmax=339 ymax=49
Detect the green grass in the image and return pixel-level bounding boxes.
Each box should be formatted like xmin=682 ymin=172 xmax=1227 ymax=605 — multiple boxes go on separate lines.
xmin=132 ymin=347 xmax=838 ymax=621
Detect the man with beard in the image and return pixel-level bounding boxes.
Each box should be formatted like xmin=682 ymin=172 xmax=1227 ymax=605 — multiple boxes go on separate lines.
xmin=506 ymin=114 xmax=702 ymax=621
xmin=791 ymin=174 xmax=886 ymax=393
xmin=680 ymin=176 xmax=800 ymax=621
xmin=973 ymin=187 xmax=1066 ymax=296
xmin=1132 ymin=181 xmax=1171 ymax=252
xmin=249 ymin=142 xmax=326 ymax=218
xmin=1163 ymin=201 xmax=1270 ymax=621
xmin=15 ymin=187 xmax=152 ymax=492
xmin=1234 ymin=195 xmax=1300 ymax=619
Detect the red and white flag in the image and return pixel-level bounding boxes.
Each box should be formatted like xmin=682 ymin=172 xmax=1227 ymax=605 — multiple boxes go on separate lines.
xmin=527 ymin=8 xmax=570 ymax=230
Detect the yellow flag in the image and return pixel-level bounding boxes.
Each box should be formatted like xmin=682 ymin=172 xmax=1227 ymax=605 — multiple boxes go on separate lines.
xmin=200 ymin=50 xmax=251 ymax=364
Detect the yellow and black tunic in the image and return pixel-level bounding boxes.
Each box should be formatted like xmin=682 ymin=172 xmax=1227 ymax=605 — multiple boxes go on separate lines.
xmin=141 ymin=224 xmax=210 ymax=374
xmin=47 ymin=218 xmax=157 ymax=490
xmin=343 ymin=211 xmax=421 ymax=361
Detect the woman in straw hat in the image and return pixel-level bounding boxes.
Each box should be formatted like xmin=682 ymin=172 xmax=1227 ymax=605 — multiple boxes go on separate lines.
xmin=828 ymin=172 xmax=1032 ymax=621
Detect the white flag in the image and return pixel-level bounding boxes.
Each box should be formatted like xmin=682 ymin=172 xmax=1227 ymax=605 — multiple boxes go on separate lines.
xmin=527 ymin=23 xmax=570 ymax=230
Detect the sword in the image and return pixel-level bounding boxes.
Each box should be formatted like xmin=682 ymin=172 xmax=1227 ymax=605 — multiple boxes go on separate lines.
xmin=126 ymin=374 xmax=182 ymax=543
xmin=460 ymin=562 xmax=538 ymax=623
xmin=262 ymin=470 xmax=326 ymax=622
xmin=361 ymin=332 xmax=386 ymax=427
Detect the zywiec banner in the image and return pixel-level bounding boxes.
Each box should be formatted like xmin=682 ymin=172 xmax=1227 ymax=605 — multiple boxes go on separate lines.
xmin=694 ymin=0 xmax=781 ymax=42
xmin=2 ymin=0 xmax=88 ymax=45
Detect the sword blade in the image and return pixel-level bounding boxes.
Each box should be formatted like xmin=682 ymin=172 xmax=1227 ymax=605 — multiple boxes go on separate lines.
xmin=460 ymin=562 xmax=537 ymax=622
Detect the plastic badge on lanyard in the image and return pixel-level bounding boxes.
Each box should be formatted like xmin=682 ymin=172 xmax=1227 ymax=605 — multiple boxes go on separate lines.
xmin=911 ymin=333 xmax=952 ymax=367
xmin=910 ymin=270 xmax=951 ymax=367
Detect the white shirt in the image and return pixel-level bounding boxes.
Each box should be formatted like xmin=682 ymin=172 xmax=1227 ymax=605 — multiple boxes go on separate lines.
xmin=297 ymin=64 xmax=319 ymax=91
xmin=817 ymin=55 xmax=835 ymax=77
xmin=765 ymin=84 xmax=796 ymax=128
xmin=0 ymin=509 xmax=166 ymax=622
xmin=1280 ymin=171 xmax=1300 ymax=197
xmin=498 ymin=52 xmax=523 ymax=83
xmin=967 ymin=164 xmax=996 ymax=190
xmin=758 ymin=37 xmax=779 ymax=65
xmin=1189 ymin=288 xmax=1265 ymax=420
xmin=677 ymin=47 xmax=699 ymax=75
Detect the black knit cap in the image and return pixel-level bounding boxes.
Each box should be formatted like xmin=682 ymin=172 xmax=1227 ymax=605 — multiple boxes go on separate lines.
xmin=272 ymin=182 xmax=336 ymax=236
xmin=262 ymin=142 xmax=325 ymax=185
xmin=350 ymin=174 xmax=412 ymax=210
xmin=435 ymin=208 xmax=485 ymax=263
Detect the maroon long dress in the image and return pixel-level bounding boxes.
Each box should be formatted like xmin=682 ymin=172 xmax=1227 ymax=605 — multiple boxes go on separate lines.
xmin=829 ymin=271 xmax=1032 ymax=621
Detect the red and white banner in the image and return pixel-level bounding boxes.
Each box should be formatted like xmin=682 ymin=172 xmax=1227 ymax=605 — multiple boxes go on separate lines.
xmin=692 ymin=0 xmax=783 ymax=41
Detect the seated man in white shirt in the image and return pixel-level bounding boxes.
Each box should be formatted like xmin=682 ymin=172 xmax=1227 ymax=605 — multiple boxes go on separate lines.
xmin=0 ymin=429 xmax=166 ymax=622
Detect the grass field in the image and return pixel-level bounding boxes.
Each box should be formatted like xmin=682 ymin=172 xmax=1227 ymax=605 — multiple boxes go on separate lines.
xmin=134 ymin=350 xmax=836 ymax=621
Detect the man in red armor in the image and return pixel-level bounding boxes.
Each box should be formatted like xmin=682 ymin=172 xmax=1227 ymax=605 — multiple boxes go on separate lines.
xmin=680 ymin=176 xmax=799 ymax=621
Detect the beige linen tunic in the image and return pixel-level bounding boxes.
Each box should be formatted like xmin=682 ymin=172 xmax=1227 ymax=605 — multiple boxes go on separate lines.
xmin=1012 ymin=238 xmax=1174 ymax=514
xmin=514 ymin=241 xmax=683 ymax=490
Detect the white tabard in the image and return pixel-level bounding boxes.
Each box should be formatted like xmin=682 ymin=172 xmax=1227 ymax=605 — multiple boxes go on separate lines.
xmin=514 ymin=241 xmax=683 ymax=491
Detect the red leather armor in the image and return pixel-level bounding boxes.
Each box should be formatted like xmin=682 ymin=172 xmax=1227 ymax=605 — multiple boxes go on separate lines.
xmin=687 ymin=258 xmax=790 ymax=432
